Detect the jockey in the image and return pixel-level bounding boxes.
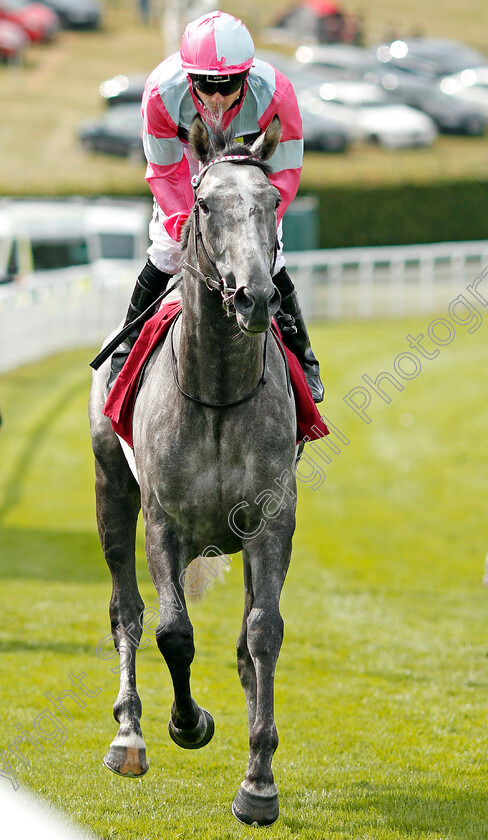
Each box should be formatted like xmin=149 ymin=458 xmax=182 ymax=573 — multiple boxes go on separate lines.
xmin=109 ymin=10 xmax=324 ymax=403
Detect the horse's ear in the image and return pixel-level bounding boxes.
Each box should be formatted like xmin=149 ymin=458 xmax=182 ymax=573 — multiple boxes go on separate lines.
xmin=188 ymin=114 xmax=211 ymax=163
xmin=249 ymin=116 xmax=281 ymax=161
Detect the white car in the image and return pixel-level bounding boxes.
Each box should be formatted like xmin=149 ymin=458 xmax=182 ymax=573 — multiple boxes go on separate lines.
xmin=299 ymin=80 xmax=438 ymax=148
xmin=440 ymin=67 xmax=488 ymax=115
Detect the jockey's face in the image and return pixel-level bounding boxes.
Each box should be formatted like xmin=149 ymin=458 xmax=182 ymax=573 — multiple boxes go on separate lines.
xmin=195 ymin=86 xmax=243 ymax=115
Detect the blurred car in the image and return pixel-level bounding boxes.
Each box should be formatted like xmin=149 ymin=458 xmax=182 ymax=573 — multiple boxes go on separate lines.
xmin=374 ymin=38 xmax=487 ymax=79
xmin=0 ymin=18 xmax=28 ymax=61
xmin=294 ymin=42 xmax=444 ymax=107
xmin=0 ymin=0 xmax=58 ymax=41
xmin=295 ymin=42 xmax=376 ymax=79
xmin=299 ymin=80 xmax=437 ymax=147
xmin=300 ymin=104 xmax=349 ymax=151
xmin=440 ymin=67 xmax=488 ymax=115
xmin=382 ymin=80 xmax=487 ymax=135
xmin=37 ymin=0 xmax=100 ymax=29
xmin=79 ymin=104 xmax=145 ymax=160
xmin=99 ymin=73 xmax=147 ymax=106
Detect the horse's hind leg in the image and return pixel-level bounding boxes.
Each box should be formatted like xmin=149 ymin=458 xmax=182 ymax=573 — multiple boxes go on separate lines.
xmin=232 ymin=535 xmax=293 ymax=827
xmin=92 ymin=419 xmax=148 ymax=777
xmin=144 ymin=518 xmax=214 ymax=750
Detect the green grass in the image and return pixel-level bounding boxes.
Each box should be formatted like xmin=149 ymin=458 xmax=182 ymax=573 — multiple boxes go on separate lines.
xmin=1 ymin=311 xmax=488 ymax=839
xmin=1 ymin=0 xmax=488 ymax=195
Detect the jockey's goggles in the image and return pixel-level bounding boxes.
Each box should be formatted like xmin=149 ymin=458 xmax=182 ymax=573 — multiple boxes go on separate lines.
xmin=190 ymin=71 xmax=248 ymax=97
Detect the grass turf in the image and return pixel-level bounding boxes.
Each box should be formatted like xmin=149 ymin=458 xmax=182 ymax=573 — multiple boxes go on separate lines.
xmin=0 ymin=311 xmax=487 ymax=839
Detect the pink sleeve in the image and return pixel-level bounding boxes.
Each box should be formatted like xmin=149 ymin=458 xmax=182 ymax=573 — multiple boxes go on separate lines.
xmin=145 ymin=157 xmax=195 ymax=219
xmin=142 ymin=80 xmax=195 ymax=219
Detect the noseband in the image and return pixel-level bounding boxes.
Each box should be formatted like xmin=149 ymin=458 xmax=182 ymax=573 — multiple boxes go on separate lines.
xmin=182 ymin=155 xmax=279 ymax=315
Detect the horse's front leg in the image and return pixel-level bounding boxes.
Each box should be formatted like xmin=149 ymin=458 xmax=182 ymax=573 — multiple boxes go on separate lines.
xmin=236 ymin=551 xmax=257 ymax=730
xmin=144 ymin=508 xmax=215 ymax=750
xmin=92 ymin=428 xmax=148 ymax=778
xmin=232 ymin=532 xmax=293 ymax=827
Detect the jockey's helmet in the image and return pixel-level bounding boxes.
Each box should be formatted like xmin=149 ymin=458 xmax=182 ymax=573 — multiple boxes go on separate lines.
xmin=181 ymin=11 xmax=254 ymax=96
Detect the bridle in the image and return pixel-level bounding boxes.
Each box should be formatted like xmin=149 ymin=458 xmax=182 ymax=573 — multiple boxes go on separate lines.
xmin=182 ymin=154 xmax=279 ymax=316
xmin=173 ymin=153 xmax=282 ymax=409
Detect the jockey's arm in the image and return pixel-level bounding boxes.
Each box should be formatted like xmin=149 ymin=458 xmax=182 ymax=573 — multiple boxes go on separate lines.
xmin=142 ymin=82 xmax=194 ymax=238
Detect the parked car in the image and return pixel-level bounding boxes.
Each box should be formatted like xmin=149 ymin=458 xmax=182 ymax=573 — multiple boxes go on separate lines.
xmin=300 ymin=104 xmax=349 ymax=151
xmin=37 ymin=0 xmax=100 ymax=29
xmin=299 ymin=80 xmax=438 ymax=148
xmin=0 ymin=199 xmax=150 ymax=286
xmin=382 ymin=81 xmax=487 ymax=135
xmin=295 ymin=42 xmax=376 ymax=79
xmin=99 ymin=73 xmax=147 ymax=106
xmin=373 ymin=38 xmax=487 ymax=79
xmin=79 ymin=105 xmax=145 ymax=160
xmin=0 ymin=18 xmax=28 ymax=61
xmin=440 ymin=67 xmax=488 ymax=115
xmin=0 ymin=0 xmax=58 ymax=42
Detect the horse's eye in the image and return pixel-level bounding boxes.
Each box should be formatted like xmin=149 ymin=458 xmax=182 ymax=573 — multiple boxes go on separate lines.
xmin=198 ymin=199 xmax=210 ymax=215
xmin=275 ymin=196 xmax=281 ymax=210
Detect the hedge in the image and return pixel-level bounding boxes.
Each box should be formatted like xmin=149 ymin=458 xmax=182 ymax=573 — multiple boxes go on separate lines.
xmin=296 ymin=178 xmax=488 ymax=249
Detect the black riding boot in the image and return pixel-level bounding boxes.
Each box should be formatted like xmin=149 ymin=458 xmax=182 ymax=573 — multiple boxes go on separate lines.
xmin=274 ymin=267 xmax=325 ymax=404
xmin=107 ymin=260 xmax=172 ymax=391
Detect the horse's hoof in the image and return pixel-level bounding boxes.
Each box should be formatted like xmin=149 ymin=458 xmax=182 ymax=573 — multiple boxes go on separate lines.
xmin=103 ymin=744 xmax=149 ymax=777
xmin=168 ymin=706 xmax=214 ymax=750
xmin=231 ymin=785 xmax=279 ymax=827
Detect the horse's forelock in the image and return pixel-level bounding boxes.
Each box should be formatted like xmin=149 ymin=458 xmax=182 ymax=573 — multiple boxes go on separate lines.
xmin=204 ymin=122 xmax=272 ymax=176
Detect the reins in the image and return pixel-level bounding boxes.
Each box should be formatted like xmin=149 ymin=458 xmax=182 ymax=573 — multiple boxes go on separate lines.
xmin=170 ymin=309 xmax=269 ymax=409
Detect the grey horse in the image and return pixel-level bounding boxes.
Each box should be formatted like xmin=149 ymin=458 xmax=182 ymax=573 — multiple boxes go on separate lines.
xmin=89 ymin=114 xmax=297 ymax=827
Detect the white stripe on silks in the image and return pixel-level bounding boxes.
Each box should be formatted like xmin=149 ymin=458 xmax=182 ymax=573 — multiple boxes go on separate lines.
xmin=268 ymin=138 xmax=304 ymax=174
xmin=143 ymin=132 xmax=183 ymax=166
xmin=247 ymin=60 xmax=276 ymax=120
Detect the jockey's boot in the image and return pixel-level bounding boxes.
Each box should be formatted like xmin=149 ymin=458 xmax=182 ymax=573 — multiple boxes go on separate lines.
xmin=107 ymin=260 xmax=172 ymax=391
xmin=273 ymin=267 xmax=325 ymax=404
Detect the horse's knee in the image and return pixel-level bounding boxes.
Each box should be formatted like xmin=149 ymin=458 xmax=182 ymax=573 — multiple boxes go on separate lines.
xmin=246 ymin=607 xmax=283 ymax=661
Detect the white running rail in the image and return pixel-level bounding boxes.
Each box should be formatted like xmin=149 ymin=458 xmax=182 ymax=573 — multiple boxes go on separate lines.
xmin=1 ymin=241 xmax=488 ymax=374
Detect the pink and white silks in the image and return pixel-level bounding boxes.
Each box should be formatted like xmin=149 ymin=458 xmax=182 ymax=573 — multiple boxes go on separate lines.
xmin=141 ymin=53 xmax=304 ymax=275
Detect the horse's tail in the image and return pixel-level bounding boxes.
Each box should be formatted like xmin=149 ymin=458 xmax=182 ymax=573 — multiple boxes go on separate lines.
xmin=183 ymin=553 xmax=231 ymax=602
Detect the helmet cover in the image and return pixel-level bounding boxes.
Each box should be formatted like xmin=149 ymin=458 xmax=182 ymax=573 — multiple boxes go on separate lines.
xmin=180 ymin=11 xmax=254 ymax=75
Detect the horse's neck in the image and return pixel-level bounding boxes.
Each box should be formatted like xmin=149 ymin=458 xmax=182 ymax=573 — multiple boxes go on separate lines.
xmin=178 ymin=271 xmax=264 ymax=406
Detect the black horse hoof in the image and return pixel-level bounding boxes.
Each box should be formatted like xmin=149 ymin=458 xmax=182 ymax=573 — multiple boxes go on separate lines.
xmin=168 ymin=706 xmax=214 ymax=749
xmin=231 ymin=785 xmax=279 ymax=827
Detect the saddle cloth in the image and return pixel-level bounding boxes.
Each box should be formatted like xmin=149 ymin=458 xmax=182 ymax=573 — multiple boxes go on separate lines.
xmin=103 ymin=301 xmax=329 ymax=448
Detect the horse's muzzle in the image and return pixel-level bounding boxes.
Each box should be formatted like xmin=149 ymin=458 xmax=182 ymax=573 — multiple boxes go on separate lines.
xmin=234 ymin=284 xmax=281 ymax=333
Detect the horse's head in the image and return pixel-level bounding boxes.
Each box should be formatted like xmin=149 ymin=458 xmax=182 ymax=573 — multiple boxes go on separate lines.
xmin=186 ymin=115 xmax=283 ymax=335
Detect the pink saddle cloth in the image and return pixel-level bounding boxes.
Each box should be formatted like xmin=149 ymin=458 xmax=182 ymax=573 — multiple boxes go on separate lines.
xmin=103 ymin=301 xmax=329 ymax=448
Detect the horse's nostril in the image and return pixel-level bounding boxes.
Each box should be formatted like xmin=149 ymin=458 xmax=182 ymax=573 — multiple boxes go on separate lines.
xmin=268 ymin=288 xmax=281 ymax=316
xmin=234 ymin=286 xmax=255 ymax=315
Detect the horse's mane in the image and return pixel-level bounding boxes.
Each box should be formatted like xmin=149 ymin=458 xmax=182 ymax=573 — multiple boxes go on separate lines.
xmin=179 ymin=122 xmax=272 ymax=255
